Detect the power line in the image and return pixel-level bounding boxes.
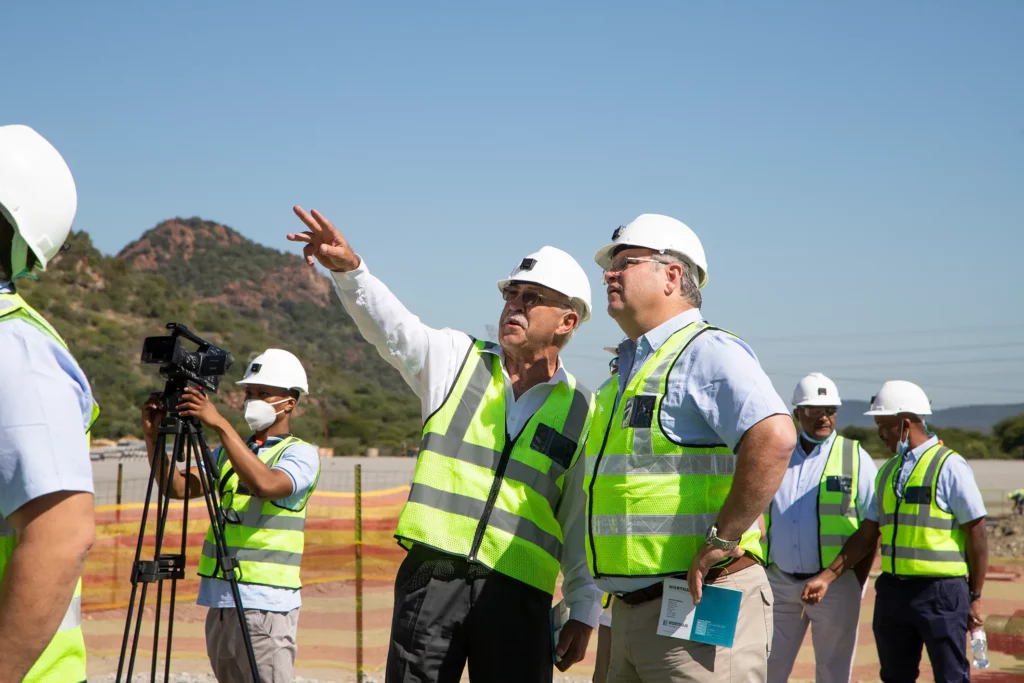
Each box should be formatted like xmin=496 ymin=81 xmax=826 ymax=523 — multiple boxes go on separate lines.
xmin=768 ymin=356 xmax=1024 ymax=372
xmin=747 ymin=323 xmax=1024 ymax=343
xmin=767 ymin=371 xmax=1024 ymax=397
xmin=759 ymin=341 xmax=1023 ymax=360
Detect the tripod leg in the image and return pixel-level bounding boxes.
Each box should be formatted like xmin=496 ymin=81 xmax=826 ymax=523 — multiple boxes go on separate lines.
xmin=192 ymin=424 xmax=263 ymax=682
xmin=163 ymin=428 xmax=195 ymax=683
xmin=150 ymin=419 xmax=187 ymax=681
xmin=116 ymin=426 xmax=167 ymax=683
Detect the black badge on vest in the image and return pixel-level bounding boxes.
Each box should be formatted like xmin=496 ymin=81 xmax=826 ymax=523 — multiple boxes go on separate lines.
xmin=621 ymin=395 xmax=657 ymax=429
xmin=518 ymin=258 xmax=537 ymax=272
xmin=250 ymin=363 xmax=262 ymax=374
xmin=904 ymin=486 xmax=932 ymax=505
xmin=531 ymin=423 xmax=577 ymax=469
xmin=825 ymin=475 xmax=853 ymax=493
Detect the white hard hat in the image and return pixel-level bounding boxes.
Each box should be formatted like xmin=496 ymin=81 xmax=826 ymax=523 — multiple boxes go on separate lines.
xmin=0 ymin=125 xmax=77 ymax=274
xmin=594 ymin=214 xmax=709 ymax=289
xmin=237 ymin=349 xmax=309 ymax=394
xmin=496 ymin=246 xmax=592 ymax=322
xmin=864 ymin=380 xmax=932 ymax=416
xmin=792 ymin=372 xmax=842 ymax=407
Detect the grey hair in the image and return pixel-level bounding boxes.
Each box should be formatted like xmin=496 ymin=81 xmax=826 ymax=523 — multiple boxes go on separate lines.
xmin=651 ymin=253 xmax=702 ymax=309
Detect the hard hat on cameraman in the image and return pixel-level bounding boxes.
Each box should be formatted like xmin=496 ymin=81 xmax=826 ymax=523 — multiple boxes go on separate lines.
xmin=237 ymin=349 xmax=309 ymax=394
xmin=496 ymin=246 xmax=592 ymax=322
xmin=864 ymin=380 xmax=932 ymax=416
xmin=594 ymin=214 xmax=709 ymax=289
xmin=0 ymin=125 xmax=77 ymax=274
xmin=792 ymin=372 xmax=842 ymax=407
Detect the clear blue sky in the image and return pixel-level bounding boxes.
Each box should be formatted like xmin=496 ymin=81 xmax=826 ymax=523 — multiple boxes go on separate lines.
xmin=5 ymin=1 xmax=1022 ymax=408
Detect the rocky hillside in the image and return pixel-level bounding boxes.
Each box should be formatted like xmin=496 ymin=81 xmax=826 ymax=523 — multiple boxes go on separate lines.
xmin=16 ymin=218 xmax=421 ymax=453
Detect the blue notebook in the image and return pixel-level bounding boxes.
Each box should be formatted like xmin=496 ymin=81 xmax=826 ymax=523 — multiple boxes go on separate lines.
xmin=656 ymin=578 xmax=743 ymax=648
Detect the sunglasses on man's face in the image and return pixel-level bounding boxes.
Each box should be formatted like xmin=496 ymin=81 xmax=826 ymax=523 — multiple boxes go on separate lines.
xmin=501 ymin=286 xmax=568 ymax=310
xmin=802 ymin=406 xmax=838 ymax=418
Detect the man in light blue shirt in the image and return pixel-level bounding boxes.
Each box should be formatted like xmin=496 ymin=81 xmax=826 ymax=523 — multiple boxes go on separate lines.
xmin=588 ymin=214 xmax=796 ymax=683
xmin=0 ymin=124 xmax=98 ymax=683
xmin=141 ymin=349 xmax=320 ymax=683
xmin=802 ymin=380 xmax=988 ymax=683
xmin=764 ymin=373 xmax=878 ymax=683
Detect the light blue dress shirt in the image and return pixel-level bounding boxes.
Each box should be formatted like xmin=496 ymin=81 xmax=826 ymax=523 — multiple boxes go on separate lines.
xmin=865 ymin=435 xmax=987 ymax=525
xmin=594 ymin=309 xmax=789 ymax=594
xmin=0 ymin=281 xmax=95 ymax=521
xmin=197 ymin=436 xmax=321 ymax=612
xmin=767 ymin=431 xmax=878 ymax=574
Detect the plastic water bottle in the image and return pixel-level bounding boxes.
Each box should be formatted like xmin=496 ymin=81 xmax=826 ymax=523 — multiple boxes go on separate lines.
xmin=971 ymin=628 xmax=990 ymax=669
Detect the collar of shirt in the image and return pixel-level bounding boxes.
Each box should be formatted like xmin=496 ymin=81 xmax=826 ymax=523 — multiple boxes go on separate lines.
xmin=795 ymin=429 xmax=837 ymax=461
xmin=616 ymin=308 xmax=703 ymax=384
xmin=902 ymin=434 xmax=940 ymax=467
xmin=481 ymin=344 xmax=570 ymax=389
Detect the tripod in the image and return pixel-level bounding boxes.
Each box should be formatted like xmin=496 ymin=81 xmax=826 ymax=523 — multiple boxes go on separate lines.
xmin=116 ymin=412 xmax=261 ymax=682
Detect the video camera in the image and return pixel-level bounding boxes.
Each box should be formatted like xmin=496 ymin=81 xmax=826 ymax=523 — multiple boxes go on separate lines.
xmin=141 ymin=323 xmax=233 ymax=411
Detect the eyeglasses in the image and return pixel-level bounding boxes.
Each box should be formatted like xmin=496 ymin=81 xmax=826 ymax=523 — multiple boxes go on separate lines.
xmin=501 ymin=285 xmax=569 ymax=310
xmin=602 ymin=256 xmax=662 ymax=276
xmin=802 ymin=406 xmax=838 ymax=418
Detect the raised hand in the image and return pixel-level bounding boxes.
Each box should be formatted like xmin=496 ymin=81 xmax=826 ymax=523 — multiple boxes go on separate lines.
xmin=287 ymin=206 xmax=360 ymax=273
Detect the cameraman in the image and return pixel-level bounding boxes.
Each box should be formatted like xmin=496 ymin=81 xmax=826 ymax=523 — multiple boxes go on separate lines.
xmin=141 ymin=349 xmax=320 ymax=683
xmin=0 ymin=125 xmax=97 ymax=683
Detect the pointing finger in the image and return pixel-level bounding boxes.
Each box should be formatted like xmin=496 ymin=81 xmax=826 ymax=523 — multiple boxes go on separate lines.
xmin=293 ymin=205 xmax=322 ymax=234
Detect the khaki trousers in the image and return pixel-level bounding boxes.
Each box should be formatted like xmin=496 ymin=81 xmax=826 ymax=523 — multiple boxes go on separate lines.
xmin=766 ymin=565 xmax=864 ymax=683
xmin=205 ymin=607 xmax=299 ymax=683
xmin=608 ymin=565 xmax=774 ymax=683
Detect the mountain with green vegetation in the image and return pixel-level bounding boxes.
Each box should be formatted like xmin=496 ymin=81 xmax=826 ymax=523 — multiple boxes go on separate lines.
xmin=17 ymin=218 xmax=422 ymax=454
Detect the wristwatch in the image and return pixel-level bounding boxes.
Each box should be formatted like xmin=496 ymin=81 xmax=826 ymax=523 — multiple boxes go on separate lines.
xmin=704 ymin=524 xmax=740 ymax=551
xmin=970 ymin=591 xmax=982 ymax=602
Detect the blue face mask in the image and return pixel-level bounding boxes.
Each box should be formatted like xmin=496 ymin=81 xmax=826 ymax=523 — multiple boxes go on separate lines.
xmin=801 ymin=430 xmax=830 ymax=445
xmin=895 ymin=423 xmax=910 ymax=457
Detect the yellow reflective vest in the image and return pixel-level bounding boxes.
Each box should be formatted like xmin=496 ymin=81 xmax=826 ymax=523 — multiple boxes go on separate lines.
xmin=394 ymin=339 xmax=594 ymax=594
xmin=584 ymin=321 xmax=763 ymax=578
xmin=877 ymin=443 xmax=968 ymax=577
xmin=197 ymin=436 xmax=320 ymax=589
xmin=762 ymin=434 xmax=863 ymax=569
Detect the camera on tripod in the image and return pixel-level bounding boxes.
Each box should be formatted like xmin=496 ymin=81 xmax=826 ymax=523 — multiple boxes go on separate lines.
xmin=141 ymin=323 xmax=234 ymax=411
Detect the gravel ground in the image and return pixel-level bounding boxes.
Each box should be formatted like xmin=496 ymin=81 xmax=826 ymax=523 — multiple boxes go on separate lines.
xmin=989 ymin=513 xmax=1024 ymax=557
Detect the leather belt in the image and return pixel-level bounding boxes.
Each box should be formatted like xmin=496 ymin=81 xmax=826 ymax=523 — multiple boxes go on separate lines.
xmin=617 ymin=555 xmax=759 ymax=606
xmin=784 ymin=571 xmax=818 ymax=581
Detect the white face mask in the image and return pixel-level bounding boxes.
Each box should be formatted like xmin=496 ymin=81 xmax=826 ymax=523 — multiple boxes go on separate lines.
xmin=243 ymin=398 xmax=290 ymax=432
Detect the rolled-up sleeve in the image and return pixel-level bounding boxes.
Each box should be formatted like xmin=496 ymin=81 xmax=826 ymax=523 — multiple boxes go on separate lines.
xmin=939 ymin=455 xmax=987 ymax=524
xmin=555 ymin=450 xmax=603 ymax=628
xmin=681 ymin=333 xmax=789 ymax=451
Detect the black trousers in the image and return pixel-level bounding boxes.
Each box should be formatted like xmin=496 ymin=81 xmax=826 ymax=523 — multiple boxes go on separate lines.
xmin=872 ymin=573 xmax=970 ymax=683
xmin=385 ymin=544 xmax=553 ymax=683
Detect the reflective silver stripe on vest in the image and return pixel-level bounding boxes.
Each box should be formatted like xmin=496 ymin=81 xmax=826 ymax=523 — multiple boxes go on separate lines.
xmin=420 ymin=432 xmax=564 ymax=510
xmin=58 ymin=595 xmax=82 ymax=632
xmin=820 ymin=534 xmax=852 ymax=547
xmin=420 ymin=346 xmax=590 ymax=514
xmin=407 ymin=483 xmax=562 ymax=558
xmin=631 ymin=334 xmax=685 ymax=457
xmin=238 ymin=495 xmax=307 ymax=531
xmin=592 ymin=452 xmax=736 ymax=477
xmin=877 ymin=458 xmax=900 ymax=524
xmin=839 ymin=436 xmax=855 ymax=516
xmin=880 ymin=512 xmax=957 ymax=530
xmin=591 ymin=512 xmax=718 ymax=537
xmin=909 ymin=446 xmax=951 ymax=525
xmin=201 ymin=541 xmax=304 ymax=567
xmin=879 ymin=545 xmax=965 ymax=563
